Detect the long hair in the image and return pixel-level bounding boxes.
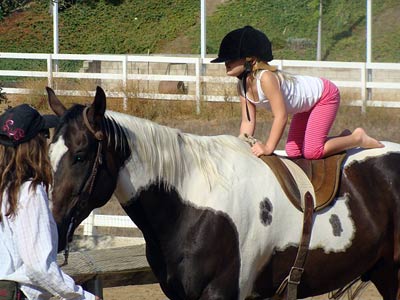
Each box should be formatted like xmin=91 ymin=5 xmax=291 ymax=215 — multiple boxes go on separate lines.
xmin=0 ymin=133 xmax=52 ymax=221
xmin=250 ymin=58 xmax=295 ymax=83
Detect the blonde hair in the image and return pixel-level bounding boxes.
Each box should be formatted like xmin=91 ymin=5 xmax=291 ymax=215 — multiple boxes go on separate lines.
xmin=248 ymin=57 xmax=295 ymax=83
xmin=252 ymin=59 xmax=277 ymax=73
xmin=0 ymin=133 xmax=52 ymax=221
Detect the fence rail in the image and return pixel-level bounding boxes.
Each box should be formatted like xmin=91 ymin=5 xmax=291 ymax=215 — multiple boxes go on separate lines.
xmin=1 ymin=52 xmax=400 ymax=113
xmin=58 ymin=244 xmax=156 ymax=297
xmin=81 ymin=211 xmax=137 ymax=235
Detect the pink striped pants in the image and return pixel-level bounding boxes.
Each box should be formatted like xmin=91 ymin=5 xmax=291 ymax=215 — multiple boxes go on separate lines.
xmin=285 ymin=78 xmax=340 ymax=159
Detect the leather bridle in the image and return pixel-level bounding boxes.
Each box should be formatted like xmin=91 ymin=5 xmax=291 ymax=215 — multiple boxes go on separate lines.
xmin=81 ymin=106 xmax=104 ymax=195
xmin=61 ymin=106 xmax=104 ymax=266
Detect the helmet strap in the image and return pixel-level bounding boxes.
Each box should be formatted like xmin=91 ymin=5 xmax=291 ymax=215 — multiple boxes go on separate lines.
xmin=237 ymin=57 xmax=253 ymax=122
xmin=244 ymin=60 xmax=252 ymax=73
xmin=241 ymin=58 xmax=253 ymax=122
xmin=242 ymin=71 xmax=251 ymax=122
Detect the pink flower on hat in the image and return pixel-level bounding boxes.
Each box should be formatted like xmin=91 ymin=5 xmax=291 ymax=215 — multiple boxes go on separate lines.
xmin=2 ymin=118 xmax=25 ymax=141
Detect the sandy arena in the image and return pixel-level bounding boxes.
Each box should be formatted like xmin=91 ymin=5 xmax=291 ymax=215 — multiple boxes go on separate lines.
xmin=103 ymin=282 xmax=381 ymax=299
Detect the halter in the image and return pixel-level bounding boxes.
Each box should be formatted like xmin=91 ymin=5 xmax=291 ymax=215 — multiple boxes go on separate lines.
xmin=61 ymin=106 xmax=104 ymax=266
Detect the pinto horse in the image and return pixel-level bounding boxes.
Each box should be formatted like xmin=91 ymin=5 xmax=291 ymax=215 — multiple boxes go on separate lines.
xmin=47 ymin=86 xmax=400 ymax=300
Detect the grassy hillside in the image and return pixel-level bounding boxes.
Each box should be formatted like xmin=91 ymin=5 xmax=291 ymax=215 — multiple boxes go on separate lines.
xmin=200 ymin=0 xmax=400 ymax=62
xmin=0 ymin=0 xmax=399 ymax=62
xmin=0 ymin=0 xmax=199 ymax=54
xmin=1 ymin=1 xmax=399 ymax=148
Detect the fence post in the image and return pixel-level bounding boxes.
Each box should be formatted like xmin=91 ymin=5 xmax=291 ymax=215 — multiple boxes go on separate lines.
xmin=83 ymin=210 xmax=97 ymax=236
xmin=47 ymin=54 xmax=53 ymax=88
xmin=122 ymin=55 xmax=128 ymax=111
xmin=361 ymin=62 xmax=367 ymax=113
xmin=196 ymin=57 xmax=201 ymax=114
xmin=83 ymin=277 xmax=103 ymax=299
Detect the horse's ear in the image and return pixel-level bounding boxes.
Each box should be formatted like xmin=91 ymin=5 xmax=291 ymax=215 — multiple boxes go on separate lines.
xmin=46 ymin=87 xmax=67 ymax=116
xmin=91 ymin=86 xmax=106 ymax=118
xmin=87 ymin=86 xmax=106 ymax=132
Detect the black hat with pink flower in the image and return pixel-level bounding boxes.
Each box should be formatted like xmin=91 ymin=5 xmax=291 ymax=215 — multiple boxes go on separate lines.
xmin=0 ymin=104 xmax=59 ymax=147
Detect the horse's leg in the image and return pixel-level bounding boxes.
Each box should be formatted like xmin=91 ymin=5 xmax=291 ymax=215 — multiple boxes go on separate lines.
xmin=195 ymin=278 xmax=239 ymax=300
xmin=397 ymin=271 xmax=400 ymax=300
xmin=368 ymin=259 xmax=398 ymax=300
xmin=195 ymin=285 xmax=231 ymax=300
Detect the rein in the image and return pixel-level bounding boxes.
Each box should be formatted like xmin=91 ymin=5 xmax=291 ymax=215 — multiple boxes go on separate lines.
xmin=61 ymin=106 xmax=104 ymax=265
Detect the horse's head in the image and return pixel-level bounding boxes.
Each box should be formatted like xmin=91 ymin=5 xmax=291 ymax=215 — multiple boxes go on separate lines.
xmin=47 ymin=86 xmax=129 ymax=251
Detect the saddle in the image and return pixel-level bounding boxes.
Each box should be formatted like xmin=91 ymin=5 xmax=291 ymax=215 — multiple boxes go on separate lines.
xmin=260 ymin=152 xmax=346 ymax=212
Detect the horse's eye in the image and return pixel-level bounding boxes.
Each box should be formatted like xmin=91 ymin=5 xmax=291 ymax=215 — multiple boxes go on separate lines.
xmin=73 ymin=154 xmax=85 ymax=164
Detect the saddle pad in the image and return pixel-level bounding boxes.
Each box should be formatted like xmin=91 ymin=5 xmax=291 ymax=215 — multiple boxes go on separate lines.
xmin=280 ymin=157 xmax=316 ymax=210
xmin=293 ymin=153 xmax=346 ymax=210
xmin=260 ymin=153 xmax=346 ymax=212
xmin=260 ymin=155 xmax=304 ymax=212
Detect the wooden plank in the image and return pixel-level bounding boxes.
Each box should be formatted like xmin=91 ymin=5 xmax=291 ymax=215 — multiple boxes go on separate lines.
xmin=57 ymin=245 xmax=158 ymax=287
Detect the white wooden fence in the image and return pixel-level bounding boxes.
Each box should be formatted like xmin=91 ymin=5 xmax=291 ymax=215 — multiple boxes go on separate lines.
xmin=81 ymin=210 xmax=137 ymax=235
xmin=2 ymin=52 xmax=400 ymax=236
xmin=1 ymin=52 xmax=400 ymax=114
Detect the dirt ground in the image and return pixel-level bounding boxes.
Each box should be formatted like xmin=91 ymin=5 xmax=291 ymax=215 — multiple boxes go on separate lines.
xmin=103 ymin=282 xmax=381 ymax=300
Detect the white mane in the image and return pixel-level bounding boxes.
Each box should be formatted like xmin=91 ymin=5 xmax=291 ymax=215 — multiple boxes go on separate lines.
xmin=105 ymin=110 xmax=256 ymax=189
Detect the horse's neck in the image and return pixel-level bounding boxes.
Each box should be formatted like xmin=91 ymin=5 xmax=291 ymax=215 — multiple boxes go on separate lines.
xmin=110 ymin=115 xmax=257 ymax=207
xmin=112 ymin=147 xmax=186 ymax=207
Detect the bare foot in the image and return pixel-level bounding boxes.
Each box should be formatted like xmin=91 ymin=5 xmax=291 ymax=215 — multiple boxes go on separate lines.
xmin=353 ymin=128 xmax=384 ymax=149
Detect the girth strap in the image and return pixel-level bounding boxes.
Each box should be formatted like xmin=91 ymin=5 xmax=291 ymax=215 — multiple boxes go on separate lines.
xmin=274 ymin=191 xmax=315 ymax=299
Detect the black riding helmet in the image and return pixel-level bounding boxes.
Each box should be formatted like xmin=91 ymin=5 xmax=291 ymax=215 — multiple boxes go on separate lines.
xmin=212 ymin=26 xmax=274 ymax=122
xmin=211 ymin=26 xmax=273 ymax=63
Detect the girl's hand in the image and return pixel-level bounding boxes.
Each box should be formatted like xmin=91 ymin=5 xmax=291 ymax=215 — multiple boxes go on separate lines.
xmin=251 ymin=142 xmax=274 ymax=157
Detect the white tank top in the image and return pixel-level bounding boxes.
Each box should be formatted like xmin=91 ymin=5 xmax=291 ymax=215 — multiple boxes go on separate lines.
xmin=239 ymin=70 xmax=324 ymax=114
